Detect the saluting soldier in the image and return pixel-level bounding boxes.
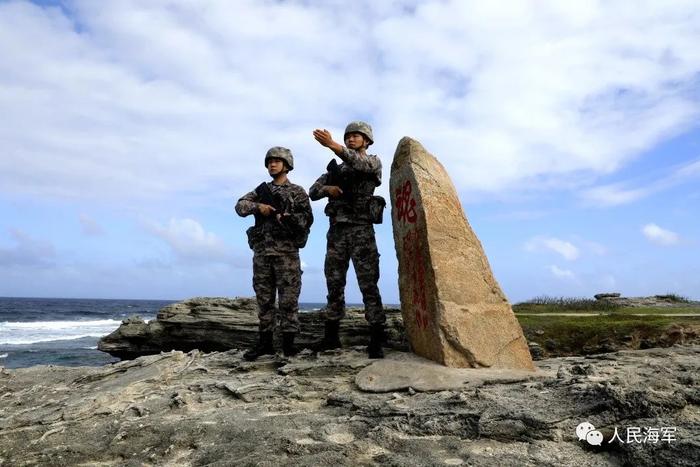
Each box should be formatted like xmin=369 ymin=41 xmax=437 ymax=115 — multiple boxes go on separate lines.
xmin=310 ymin=122 xmax=386 ymax=358
xmin=235 ymin=147 xmax=313 ymax=360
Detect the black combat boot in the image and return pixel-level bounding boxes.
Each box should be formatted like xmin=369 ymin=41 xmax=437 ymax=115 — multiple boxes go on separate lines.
xmin=243 ymin=331 xmax=274 ymax=361
xmin=282 ymin=332 xmax=299 ymax=357
xmin=321 ymin=320 xmax=341 ymax=350
xmin=367 ymin=324 xmax=385 ymax=359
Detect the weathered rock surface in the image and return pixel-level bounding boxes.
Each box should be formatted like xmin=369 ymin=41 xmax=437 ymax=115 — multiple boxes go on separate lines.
xmin=356 ymin=352 xmax=548 ymax=393
xmin=390 ymin=137 xmax=533 ymax=370
xmin=1 ymin=346 xmax=698 ymax=466
xmin=98 ymin=297 xmax=407 ymax=360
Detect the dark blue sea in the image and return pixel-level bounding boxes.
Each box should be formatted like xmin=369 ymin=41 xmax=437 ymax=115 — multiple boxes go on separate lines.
xmin=0 ymin=298 xmax=329 ymax=369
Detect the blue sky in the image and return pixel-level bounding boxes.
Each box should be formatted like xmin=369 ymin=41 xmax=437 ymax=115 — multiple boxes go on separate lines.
xmin=1 ymin=0 xmax=699 ymax=303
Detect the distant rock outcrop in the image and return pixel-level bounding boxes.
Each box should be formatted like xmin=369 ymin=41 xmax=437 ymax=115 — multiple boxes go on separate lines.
xmin=594 ymin=293 xmax=699 ymax=307
xmin=594 ymin=293 xmax=621 ymax=300
xmin=98 ymin=297 xmax=408 ymax=360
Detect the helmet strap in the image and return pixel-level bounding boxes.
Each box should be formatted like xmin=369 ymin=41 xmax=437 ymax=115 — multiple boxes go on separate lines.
xmin=271 ymin=171 xmax=288 ymax=184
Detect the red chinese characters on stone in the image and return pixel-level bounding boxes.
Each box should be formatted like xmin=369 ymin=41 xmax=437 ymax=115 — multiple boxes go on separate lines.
xmin=402 ymin=229 xmax=430 ymax=329
xmin=395 ymin=180 xmax=417 ymax=225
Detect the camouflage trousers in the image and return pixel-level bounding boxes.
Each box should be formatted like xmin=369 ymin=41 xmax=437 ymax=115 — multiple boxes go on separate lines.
xmin=252 ymin=252 xmax=301 ymax=333
xmin=324 ymin=223 xmax=385 ymax=325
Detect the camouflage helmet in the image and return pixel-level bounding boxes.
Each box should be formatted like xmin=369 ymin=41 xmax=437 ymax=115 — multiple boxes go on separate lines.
xmin=264 ymin=146 xmax=294 ymax=171
xmin=344 ymin=121 xmax=374 ymax=146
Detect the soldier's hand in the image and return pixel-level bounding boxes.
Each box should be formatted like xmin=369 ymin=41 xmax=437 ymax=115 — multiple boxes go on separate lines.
xmin=313 ymin=129 xmax=334 ymax=147
xmin=258 ymin=204 xmax=276 ymax=216
xmin=325 ymin=186 xmax=343 ymax=198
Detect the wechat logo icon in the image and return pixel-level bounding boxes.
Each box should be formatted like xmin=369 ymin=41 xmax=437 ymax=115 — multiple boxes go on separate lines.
xmin=576 ymin=422 xmax=603 ymax=446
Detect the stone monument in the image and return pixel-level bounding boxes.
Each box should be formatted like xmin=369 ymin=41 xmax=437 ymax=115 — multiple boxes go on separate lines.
xmin=390 ymin=137 xmax=534 ymax=370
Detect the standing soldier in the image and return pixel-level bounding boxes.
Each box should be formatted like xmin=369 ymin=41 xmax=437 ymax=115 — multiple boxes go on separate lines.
xmin=310 ymin=121 xmax=386 ymax=358
xmin=235 ymin=147 xmax=313 ymax=360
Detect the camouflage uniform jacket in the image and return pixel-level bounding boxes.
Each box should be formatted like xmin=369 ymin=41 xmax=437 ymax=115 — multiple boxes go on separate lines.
xmin=309 ymin=147 xmax=382 ymax=225
xmin=236 ymin=181 xmax=313 ymax=255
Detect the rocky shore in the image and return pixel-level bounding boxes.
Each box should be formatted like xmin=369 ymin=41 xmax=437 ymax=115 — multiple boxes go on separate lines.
xmin=2 ymin=297 xmax=698 ymax=466
xmin=97 ymin=297 xmax=408 ymax=360
xmin=98 ymin=297 xmax=700 ymax=362
xmin=1 ymin=344 xmax=698 ymax=466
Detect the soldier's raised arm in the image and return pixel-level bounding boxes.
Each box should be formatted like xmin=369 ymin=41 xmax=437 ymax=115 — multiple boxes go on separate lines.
xmin=313 ymin=123 xmax=381 ymax=179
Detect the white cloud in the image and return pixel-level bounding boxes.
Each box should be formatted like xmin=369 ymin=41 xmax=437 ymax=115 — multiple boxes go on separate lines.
xmin=580 ymin=184 xmax=653 ymax=207
xmin=581 ymin=158 xmax=700 ymax=207
xmin=548 ymin=265 xmax=575 ymax=279
xmin=526 ymin=236 xmax=580 ymax=260
xmin=1 ymin=0 xmax=700 ymax=205
xmin=641 ymin=223 xmax=679 ymax=246
xmin=146 ymin=217 xmax=234 ymax=263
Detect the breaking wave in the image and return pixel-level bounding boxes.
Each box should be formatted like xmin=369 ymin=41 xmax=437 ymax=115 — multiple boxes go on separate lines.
xmin=0 ymin=319 xmax=123 ymax=345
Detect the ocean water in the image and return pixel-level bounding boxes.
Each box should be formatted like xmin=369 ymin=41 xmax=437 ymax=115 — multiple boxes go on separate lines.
xmin=0 ymin=297 xmax=326 ymax=369
xmin=0 ymin=297 xmax=176 ymax=369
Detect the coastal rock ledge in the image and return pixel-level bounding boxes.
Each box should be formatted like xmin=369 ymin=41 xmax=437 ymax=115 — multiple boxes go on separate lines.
xmin=98 ymin=297 xmax=408 ymax=360
xmin=1 ymin=345 xmax=698 ymax=466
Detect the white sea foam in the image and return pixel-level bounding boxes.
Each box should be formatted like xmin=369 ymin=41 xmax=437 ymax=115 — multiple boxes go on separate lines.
xmin=0 ymin=319 xmax=122 ymax=345
xmin=0 ymin=353 xmax=7 ymax=359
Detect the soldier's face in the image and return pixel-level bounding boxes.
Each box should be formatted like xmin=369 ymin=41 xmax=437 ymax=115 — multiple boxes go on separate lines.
xmin=266 ymin=158 xmax=285 ymax=176
xmin=345 ymin=132 xmax=367 ymax=150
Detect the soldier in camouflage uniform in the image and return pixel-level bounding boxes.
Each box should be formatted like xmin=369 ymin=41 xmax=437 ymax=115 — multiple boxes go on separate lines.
xmin=235 ymin=147 xmax=313 ymax=360
xmin=310 ymin=121 xmax=386 ymax=358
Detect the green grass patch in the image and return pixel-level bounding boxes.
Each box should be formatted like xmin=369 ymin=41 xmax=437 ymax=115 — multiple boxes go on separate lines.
xmin=516 ymin=314 xmax=700 ymax=357
xmin=513 ymin=296 xmax=621 ymax=313
xmin=606 ymin=306 xmax=700 ymax=315
xmin=514 ymin=305 xmax=700 ymax=315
